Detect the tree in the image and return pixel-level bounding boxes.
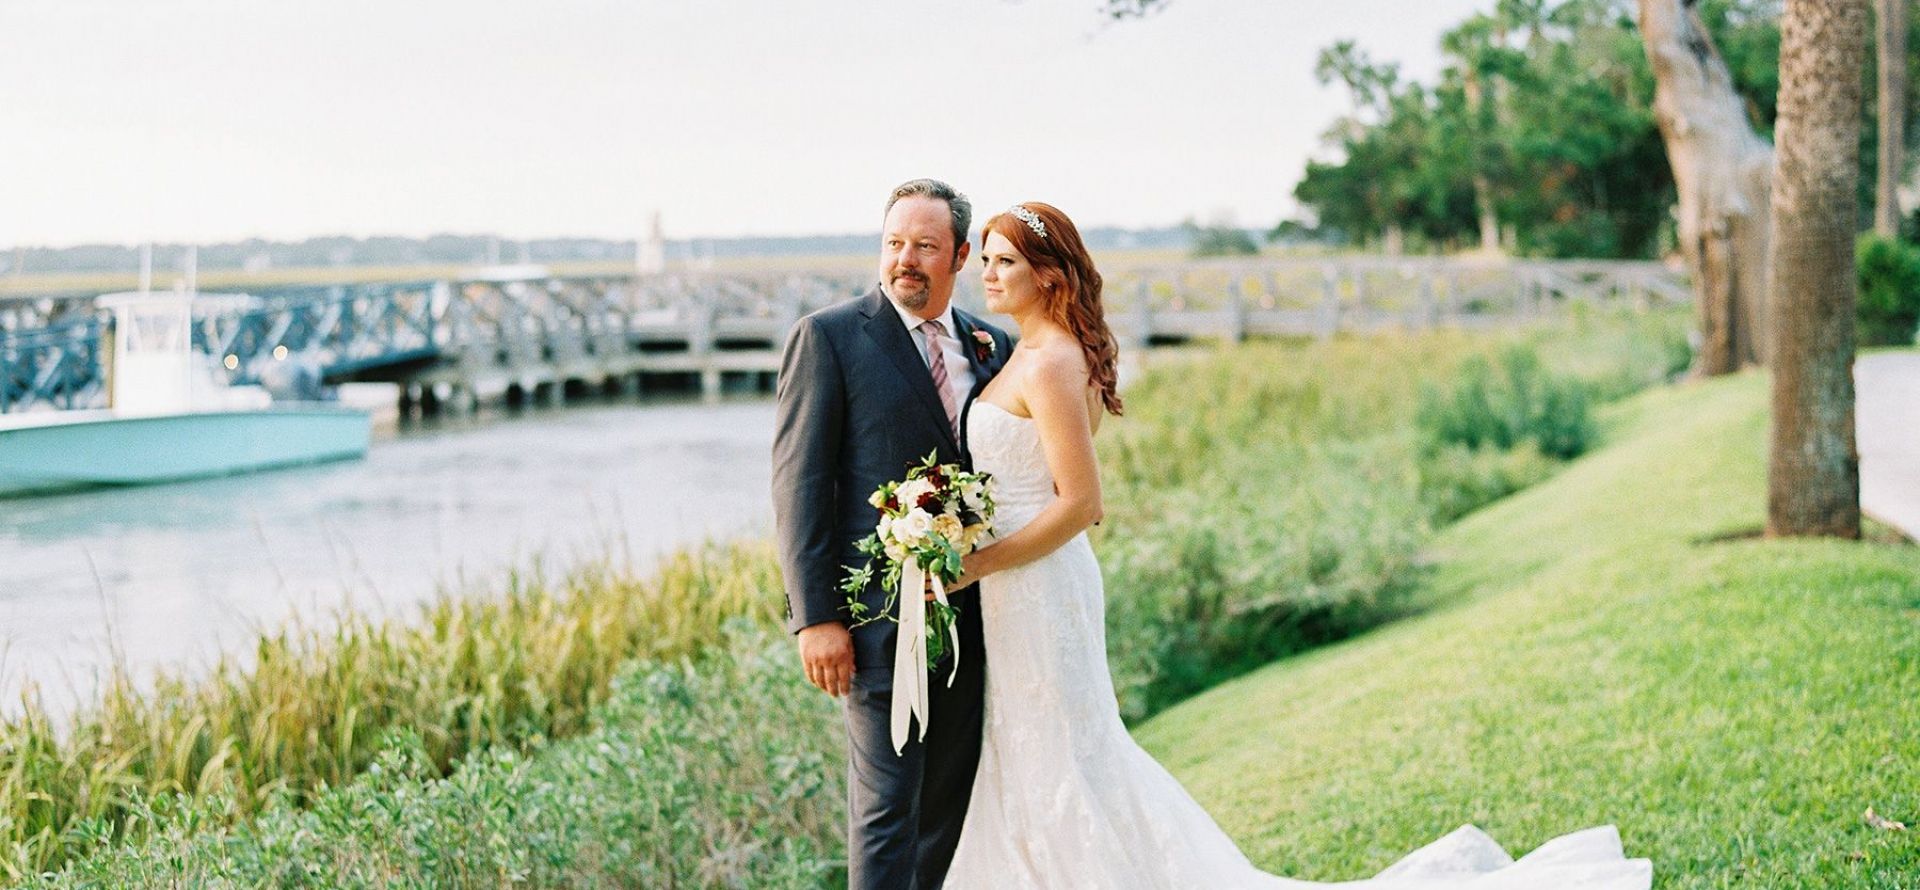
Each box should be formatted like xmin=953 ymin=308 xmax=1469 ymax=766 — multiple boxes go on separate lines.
xmin=1766 ymin=0 xmax=1866 ymax=538
xmin=1441 ymin=15 xmax=1511 ymax=253
xmin=1137 ymin=1 xmax=1688 ymax=262
xmin=1306 ymin=42 xmax=1431 ymax=253
xmin=1639 ymin=0 xmax=1776 ymax=375
xmin=1875 ymin=0 xmax=1907 ymax=236
xmin=1182 ymin=218 xmax=1261 ymax=257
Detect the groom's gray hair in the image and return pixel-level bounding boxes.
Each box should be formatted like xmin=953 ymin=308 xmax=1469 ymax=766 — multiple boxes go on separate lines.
xmin=885 ymin=178 xmax=971 ymax=254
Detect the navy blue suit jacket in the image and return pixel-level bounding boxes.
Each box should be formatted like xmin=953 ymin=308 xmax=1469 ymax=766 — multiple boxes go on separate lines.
xmin=771 ymin=286 xmax=1012 ymax=671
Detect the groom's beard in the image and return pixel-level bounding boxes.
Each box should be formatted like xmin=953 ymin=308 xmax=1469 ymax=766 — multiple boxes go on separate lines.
xmin=884 ymin=269 xmax=932 ymax=311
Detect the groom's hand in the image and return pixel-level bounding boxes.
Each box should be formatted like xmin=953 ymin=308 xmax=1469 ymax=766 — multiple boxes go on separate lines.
xmin=797 ymin=621 xmax=854 ymax=697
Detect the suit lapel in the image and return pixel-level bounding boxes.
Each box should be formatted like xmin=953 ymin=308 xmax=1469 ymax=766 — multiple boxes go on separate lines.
xmin=952 ymin=310 xmax=991 ymax=400
xmin=860 ymin=288 xmax=960 ymax=455
xmin=951 ymin=309 xmax=1006 ymax=463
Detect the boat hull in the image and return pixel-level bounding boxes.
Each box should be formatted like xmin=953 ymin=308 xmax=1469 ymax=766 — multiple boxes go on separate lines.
xmin=0 ymin=406 xmax=372 ymax=497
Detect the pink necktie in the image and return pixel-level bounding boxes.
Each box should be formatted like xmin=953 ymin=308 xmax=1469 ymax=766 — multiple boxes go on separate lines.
xmin=918 ymin=319 xmax=959 ymax=437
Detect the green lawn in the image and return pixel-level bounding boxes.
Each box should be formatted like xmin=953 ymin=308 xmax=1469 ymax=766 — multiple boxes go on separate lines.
xmin=1136 ymin=370 xmax=1920 ymax=887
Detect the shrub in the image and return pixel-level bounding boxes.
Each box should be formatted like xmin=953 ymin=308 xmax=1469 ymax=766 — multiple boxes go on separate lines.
xmin=1553 ymin=304 xmax=1693 ymax=401
xmin=1417 ymin=441 xmax=1558 ymax=525
xmin=1095 ymin=337 xmax=1468 ymax=721
xmin=1415 ymin=345 xmax=1597 ymax=461
xmin=1100 ymin=438 xmax=1431 ymax=721
xmin=1857 ymin=234 xmax=1920 ymax=347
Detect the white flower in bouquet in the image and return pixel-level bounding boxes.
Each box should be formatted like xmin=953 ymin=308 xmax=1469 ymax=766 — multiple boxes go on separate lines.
xmin=896 ymin=509 xmax=934 ymax=544
xmin=842 ymin=452 xmax=999 ymax=687
xmin=877 ymin=516 xmax=908 ymax=561
xmin=961 ymin=480 xmax=989 ymax=514
xmin=896 ymin=477 xmax=936 ymax=507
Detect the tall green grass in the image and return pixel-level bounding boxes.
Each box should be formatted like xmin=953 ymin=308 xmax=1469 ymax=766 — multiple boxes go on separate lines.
xmin=1095 ymin=308 xmax=1689 ymax=720
xmin=0 ymin=545 xmax=783 ymax=881
xmin=36 ymin=625 xmax=844 ymax=889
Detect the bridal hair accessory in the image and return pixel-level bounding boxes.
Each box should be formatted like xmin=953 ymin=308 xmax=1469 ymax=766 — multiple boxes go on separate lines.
xmin=1011 ymin=205 xmax=1048 ymax=239
xmin=843 ymin=453 xmax=997 ymax=754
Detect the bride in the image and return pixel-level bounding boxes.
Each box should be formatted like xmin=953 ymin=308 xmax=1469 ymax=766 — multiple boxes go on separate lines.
xmin=938 ymin=202 xmax=1651 ymax=889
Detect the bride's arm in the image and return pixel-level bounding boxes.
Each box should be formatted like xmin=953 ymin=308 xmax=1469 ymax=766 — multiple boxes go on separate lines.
xmin=956 ymin=347 xmax=1102 ymax=587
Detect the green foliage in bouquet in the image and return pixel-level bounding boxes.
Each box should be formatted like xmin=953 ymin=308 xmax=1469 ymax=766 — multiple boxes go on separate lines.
xmin=841 ymin=453 xmax=995 ymax=669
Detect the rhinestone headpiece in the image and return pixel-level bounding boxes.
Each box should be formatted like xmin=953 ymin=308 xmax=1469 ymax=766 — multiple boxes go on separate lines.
xmin=1010 ymin=205 xmax=1048 ymax=239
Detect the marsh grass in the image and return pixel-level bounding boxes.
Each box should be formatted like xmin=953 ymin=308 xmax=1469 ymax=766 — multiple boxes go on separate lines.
xmin=1094 ymin=308 xmax=1688 ymax=721
xmin=0 ymin=543 xmax=784 ymax=881
xmin=36 ymin=624 xmax=844 ymax=889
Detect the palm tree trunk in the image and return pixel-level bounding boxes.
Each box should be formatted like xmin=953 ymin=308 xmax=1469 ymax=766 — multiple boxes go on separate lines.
xmin=1876 ymin=0 xmax=1907 ymax=237
xmin=1768 ymin=0 xmax=1867 ymax=539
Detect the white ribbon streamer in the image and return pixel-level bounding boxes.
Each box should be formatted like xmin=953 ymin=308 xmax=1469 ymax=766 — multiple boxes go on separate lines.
xmin=889 ymin=561 xmax=960 ymax=754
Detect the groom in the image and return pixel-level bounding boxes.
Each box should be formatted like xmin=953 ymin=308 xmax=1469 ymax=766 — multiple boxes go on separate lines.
xmin=773 ymin=178 xmax=1011 ymax=889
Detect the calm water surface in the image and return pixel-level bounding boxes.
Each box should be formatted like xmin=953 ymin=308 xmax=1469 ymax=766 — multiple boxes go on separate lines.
xmin=0 ymin=396 xmax=774 ymax=716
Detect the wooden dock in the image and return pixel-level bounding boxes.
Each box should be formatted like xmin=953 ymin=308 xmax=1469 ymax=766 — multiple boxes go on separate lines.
xmin=0 ymin=256 xmax=1689 ymax=416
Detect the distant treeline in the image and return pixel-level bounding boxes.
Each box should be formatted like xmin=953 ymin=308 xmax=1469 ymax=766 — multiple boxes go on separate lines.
xmin=0 ymin=226 xmax=1195 ymax=277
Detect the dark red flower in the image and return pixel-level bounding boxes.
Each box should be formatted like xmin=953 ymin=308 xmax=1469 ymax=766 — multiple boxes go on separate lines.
xmin=916 ymin=491 xmax=943 ymax=513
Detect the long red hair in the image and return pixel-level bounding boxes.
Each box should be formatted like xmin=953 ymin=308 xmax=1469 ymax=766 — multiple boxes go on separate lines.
xmin=980 ymin=203 xmax=1124 ymax=416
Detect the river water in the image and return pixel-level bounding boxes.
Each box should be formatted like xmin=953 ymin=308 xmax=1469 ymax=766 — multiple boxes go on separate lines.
xmin=0 ymin=393 xmax=775 ymax=717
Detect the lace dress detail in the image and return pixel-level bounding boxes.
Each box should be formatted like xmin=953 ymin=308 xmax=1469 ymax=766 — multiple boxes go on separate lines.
xmin=943 ymin=401 xmax=1650 ymax=889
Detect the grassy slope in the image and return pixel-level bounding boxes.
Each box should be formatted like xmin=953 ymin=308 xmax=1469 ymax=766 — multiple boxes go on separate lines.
xmin=1135 ymin=371 xmax=1920 ymax=887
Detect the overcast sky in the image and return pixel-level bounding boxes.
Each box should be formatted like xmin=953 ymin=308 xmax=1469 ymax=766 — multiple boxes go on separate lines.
xmin=0 ymin=0 xmax=1489 ymax=247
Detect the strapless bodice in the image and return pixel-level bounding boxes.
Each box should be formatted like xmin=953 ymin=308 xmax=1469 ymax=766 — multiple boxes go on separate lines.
xmin=965 ymin=400 xmax=1052 ymax=538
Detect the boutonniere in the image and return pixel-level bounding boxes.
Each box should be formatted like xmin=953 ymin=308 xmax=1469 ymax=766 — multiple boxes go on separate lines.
xmin=970 ymin=329 xmax=996 ymax=363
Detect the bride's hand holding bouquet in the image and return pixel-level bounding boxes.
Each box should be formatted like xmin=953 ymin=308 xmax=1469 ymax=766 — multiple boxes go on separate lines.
xmin=841 ymin=452 xmax=994 ymax=753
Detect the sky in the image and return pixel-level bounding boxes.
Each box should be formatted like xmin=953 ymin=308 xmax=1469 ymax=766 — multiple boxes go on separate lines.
xmin=0 ymin=0 xmax=1490 ymax=248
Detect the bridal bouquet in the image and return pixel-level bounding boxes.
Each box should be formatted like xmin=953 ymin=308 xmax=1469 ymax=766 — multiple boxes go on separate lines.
xmin=841 ymin=453 xmax=994 ymax=752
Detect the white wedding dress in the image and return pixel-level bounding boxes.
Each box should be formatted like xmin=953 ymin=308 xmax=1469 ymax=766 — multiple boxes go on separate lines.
xmin=943 ymin=401 xmax=1650 ymax=889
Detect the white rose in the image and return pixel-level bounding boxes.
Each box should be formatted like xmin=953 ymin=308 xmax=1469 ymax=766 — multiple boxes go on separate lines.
xmin=896 ymin=478 xmax=935 ymax=506
xmin=895 ymin=509 xmax=934 ymax=545
xmin=932 ymin=513 xmax=963 ymax=542
xmin=961 ymin=480 xmax=988 ymax=513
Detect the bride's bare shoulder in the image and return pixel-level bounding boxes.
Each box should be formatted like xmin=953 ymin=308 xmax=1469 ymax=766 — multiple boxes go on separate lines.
xmin=1023 ymin=342 xmax=1097 ymax=429
xmin=1026 ymin=338 xmax=1091 ymax=383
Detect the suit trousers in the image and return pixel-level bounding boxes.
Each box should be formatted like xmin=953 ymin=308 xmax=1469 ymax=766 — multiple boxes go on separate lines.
xmin=842 ymin=589 xmax=986 ymax=890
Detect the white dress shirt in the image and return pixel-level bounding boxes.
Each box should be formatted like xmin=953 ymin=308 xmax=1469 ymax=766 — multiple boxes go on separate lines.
xmin=890 ymin=299 xmax=976 ymax=415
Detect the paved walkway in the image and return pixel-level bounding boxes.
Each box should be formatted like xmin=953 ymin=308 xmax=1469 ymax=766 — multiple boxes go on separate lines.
xmin=1857 ymin=352 xmax=1920 ymax=541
